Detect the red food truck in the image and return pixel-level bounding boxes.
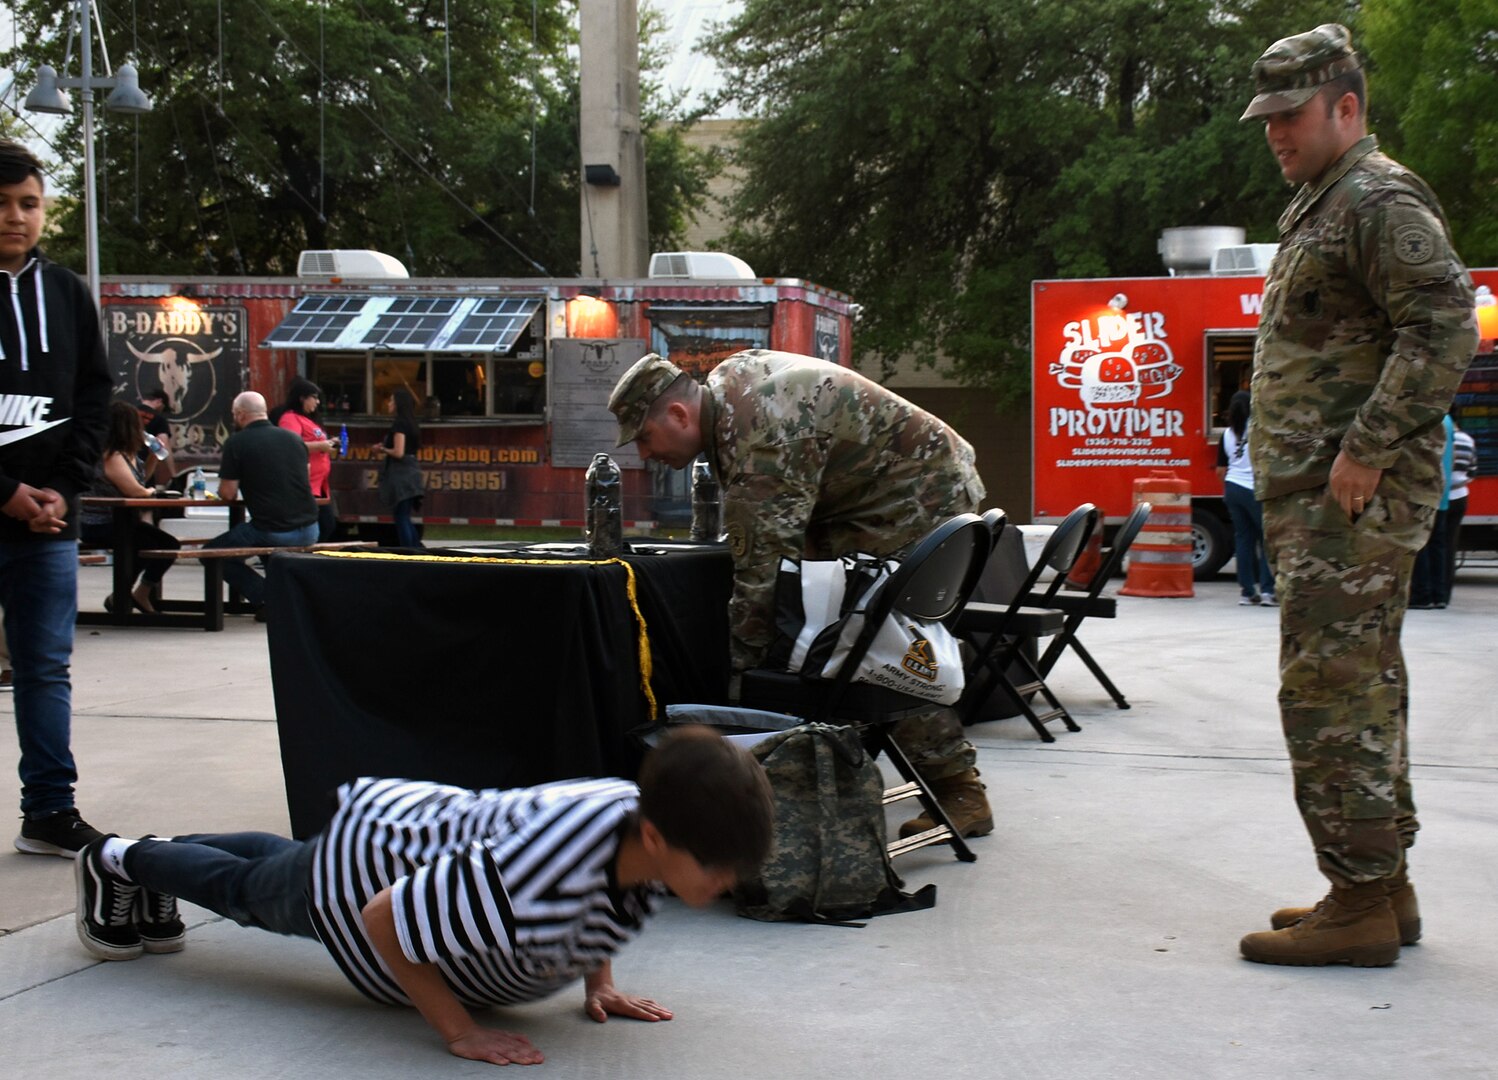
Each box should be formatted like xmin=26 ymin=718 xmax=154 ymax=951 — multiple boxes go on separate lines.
xmin=1031 ymin=267 xmax=1498 ymax=576
xmin=101 ymin=265 xmax=858 ymax=535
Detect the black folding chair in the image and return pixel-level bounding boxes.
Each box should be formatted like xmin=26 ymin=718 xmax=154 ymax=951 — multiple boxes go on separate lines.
xmin=739 ymin=513 xmax=994 ymax=861
xmin=1033 ymin=502 xmax=1151 ymax=710
xmin=955 ymin=503 xmax=1099 ymax=741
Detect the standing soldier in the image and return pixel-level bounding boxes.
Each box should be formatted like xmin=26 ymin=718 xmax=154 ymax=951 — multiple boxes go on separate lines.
xmin=1238 ymin=25 xmax=1478 ymax=966
xmin=608 ymin=350 xmax=993 ymax=839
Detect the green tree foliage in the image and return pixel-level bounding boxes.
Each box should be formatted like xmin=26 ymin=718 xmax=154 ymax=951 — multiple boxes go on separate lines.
xmin=1363 ymin=0 xmax=1498 ymax=264
xmin=4 ymin=0 xmax=715 ymax=277
xmin=705 ymin=0 xmax=1366 ymax=401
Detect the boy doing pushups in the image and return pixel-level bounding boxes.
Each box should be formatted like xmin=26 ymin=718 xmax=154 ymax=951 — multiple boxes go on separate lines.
xmin=74 ymin=728 xmax=774 ymax=1066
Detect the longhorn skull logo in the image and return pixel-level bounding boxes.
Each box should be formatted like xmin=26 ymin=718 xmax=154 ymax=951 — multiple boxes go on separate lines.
xmin=127 ymin=338 xmax=224 ymax=419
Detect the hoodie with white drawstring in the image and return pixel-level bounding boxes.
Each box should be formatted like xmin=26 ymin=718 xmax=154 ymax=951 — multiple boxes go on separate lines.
xmin=0 ymin=246 xmax=111 ymax=543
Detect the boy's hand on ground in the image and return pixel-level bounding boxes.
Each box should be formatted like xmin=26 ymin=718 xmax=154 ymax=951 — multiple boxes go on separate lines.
xmin=445 ymin=1027 xmax=544 ymax=1066
xmin=584 ymin=986 xmax=674 ymax=1024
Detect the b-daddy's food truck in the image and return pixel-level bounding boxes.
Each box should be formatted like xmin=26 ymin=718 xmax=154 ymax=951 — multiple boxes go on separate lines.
xmin=1032 ymin=240 xmax=1498 ymax=576
xmin=102 ymin=254 xmax=857 ymax=534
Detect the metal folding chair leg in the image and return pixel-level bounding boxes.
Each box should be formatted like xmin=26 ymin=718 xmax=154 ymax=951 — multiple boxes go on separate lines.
xmin=1053 ymin=636 xmax=1129 ymax=709
xmin=978 ymin=640 xmax=1080 ymax=742
xmin=1038 ymin=624 xmax=1130 ymax=709
xmin=871 ymin=726 xmax=976 ymax=862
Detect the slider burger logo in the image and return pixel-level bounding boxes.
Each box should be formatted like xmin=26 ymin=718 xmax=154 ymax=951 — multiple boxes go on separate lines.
xmin=1049 ymin=308 xmax=1182 ymax=408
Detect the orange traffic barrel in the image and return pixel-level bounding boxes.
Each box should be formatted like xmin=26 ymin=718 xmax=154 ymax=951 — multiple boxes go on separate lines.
xmin=1121 ymin=471 xmax=1194 ymax=597
xmin=1065 ymin=530 xmax=1103 ymax=591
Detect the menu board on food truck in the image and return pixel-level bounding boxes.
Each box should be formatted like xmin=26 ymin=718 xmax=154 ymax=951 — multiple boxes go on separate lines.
xmin=549 ymin=338 xmax=649 ymax=469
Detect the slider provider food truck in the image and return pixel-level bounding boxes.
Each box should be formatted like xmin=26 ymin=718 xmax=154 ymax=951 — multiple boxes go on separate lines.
xmin=1032 ymin=256 xmax=1498 ymax=576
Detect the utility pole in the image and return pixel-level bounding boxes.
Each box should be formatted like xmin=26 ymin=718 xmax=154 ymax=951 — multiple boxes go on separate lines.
xmin=577 ymin=0 xmax=649 ymax=279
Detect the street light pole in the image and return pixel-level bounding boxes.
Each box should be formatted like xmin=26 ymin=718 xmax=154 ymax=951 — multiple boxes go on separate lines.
xmin=79 ymin=0 xmax=100 ymax=307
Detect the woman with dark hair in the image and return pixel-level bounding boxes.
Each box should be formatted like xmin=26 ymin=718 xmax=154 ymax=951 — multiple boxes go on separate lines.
xmin=373 ymin=388 xmax=425 ymax=548
xmin=275 ymin=378 xmax=339 ymax=540
xmin=79 ymin=401 xmax=182 ymax=613
xmin=1216 ymin=389 xmax=1275 ymax=605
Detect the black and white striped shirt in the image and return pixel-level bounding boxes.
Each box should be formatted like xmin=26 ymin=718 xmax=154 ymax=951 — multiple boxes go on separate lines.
xmin=309 ymin=776 xmax=662 ymax=1007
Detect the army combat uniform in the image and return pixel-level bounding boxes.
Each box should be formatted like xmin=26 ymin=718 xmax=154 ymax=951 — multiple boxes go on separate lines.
xmin=1250 ymin=134 xmax=1478 ymax=890
xmin=703 ymin=350 xmax=987 ymax=781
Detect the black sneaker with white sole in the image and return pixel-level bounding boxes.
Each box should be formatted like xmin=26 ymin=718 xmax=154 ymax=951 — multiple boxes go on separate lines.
xmin=136 ymin=886 xmax=187 ymax=954
xmin=75 ymin=837 xmax=143 ymax=961
xmin=16 ymin=807 xmax=106 ymax=858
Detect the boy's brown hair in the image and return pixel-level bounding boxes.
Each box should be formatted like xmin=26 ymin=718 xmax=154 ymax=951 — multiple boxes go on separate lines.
xmin=637 ymin=726 xmax=774 ymax=878
xmin=0 ymin=139 xmax=46 ymax=189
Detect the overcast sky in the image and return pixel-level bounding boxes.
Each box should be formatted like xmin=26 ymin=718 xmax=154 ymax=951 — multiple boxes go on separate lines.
xmin=649 ymin=0 xmax=739 ymax=116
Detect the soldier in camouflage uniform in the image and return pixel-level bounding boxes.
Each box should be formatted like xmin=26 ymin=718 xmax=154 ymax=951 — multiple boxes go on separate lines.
xmin=1237 ymin=25 xmax=1478 ymax=967
xmin=609 ymin=350 xmax=993 ymax=838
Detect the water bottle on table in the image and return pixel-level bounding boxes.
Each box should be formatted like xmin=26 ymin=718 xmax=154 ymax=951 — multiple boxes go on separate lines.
xmin=690 ymin=458 xmax=722 ymax=542
xmin=190 ymin=466 xmax=207 ymax=500
xmin=584 ymin=452 xmax=624 ymax=557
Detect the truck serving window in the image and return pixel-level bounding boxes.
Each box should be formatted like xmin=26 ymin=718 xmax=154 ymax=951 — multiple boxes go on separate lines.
xmin=1206 ymin=333 xmax=1255 ymax=429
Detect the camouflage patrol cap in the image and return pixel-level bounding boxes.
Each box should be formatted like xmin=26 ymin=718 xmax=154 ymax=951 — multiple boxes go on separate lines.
xmin=1240 ymin=23 xmax=1361 ymax=121
xmin=608 ymin=353 xmax=686 ymax=446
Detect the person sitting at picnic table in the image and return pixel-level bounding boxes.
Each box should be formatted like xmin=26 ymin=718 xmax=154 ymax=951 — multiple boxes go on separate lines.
xmin=79 ymin=401 xmax=181 ymax=614
xmin=73 ymin=726 xmax=775 ymax=1067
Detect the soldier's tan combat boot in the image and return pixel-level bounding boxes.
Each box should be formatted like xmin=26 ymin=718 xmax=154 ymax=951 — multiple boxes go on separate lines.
xmin=898 ymin=768 xmax=994 ymax=840
xmin=1270 ymin=872 xmax=1421 ymax=945
xmin=1240 ymin=882 xmax=1400 ymax=967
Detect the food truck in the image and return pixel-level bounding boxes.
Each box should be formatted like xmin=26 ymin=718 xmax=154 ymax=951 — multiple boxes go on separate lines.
xmin=1031 ymin=249 xmax=1498 ymax=576
xmin=101 ymin=257 xmax=858 ymax=534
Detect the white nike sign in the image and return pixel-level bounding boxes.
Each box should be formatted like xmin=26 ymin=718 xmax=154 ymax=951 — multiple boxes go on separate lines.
xmin=0 ymin=418 xmax=69 ymax=447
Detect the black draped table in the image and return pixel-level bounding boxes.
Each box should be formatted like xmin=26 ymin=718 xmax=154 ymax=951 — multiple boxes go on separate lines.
xmin=265 ymin=541 xmax=733 ymax=837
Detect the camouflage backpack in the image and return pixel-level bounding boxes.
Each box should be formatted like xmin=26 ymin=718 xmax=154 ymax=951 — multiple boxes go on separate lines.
xmin=734 ymin=723 xmax=936 ymax=925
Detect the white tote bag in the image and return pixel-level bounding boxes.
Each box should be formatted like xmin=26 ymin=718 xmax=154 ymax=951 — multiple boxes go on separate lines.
xmin=770 ymin=554 xmax=965 ymax=705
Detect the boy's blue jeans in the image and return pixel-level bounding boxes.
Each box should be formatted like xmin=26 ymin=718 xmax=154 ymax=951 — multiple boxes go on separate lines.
xmin=1 ymin=540 xmax=79 ymax=816
xmin=126 ymin=832 xmax=318 ymax=938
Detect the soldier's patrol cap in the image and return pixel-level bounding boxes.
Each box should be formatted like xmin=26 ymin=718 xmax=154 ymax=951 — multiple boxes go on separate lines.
xmin=1240 ymin=23 xmax=1361 ymax=121
xmin=608 ymin=353 xmax=687 ymax=446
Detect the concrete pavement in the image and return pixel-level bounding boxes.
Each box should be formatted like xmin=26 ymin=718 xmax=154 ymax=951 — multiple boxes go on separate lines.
xmin=2 ymin=559 xmax=1496 ymax=1079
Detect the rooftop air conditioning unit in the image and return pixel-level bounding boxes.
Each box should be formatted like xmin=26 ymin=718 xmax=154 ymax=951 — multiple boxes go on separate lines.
xmin=648 ymin=251 xmax=755 ymax=280
xmin=297 ymin=250 xmax=410 ymax=279
xmin=1159 ymin=226 xmax=1245 ymax=275
xmin=1211 ymin=243 xmax=1279 ymax=276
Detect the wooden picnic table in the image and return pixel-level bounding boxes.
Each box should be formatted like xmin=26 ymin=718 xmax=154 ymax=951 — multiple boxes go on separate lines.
xmin=77 ymin=496 xmax=249 ymax=630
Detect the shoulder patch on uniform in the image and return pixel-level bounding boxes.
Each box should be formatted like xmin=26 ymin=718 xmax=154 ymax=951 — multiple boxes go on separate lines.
xmin=1393 ymin=222 xmax=1437 ymax=265
xmin=727 ymin=521 xmax=748 ymax=560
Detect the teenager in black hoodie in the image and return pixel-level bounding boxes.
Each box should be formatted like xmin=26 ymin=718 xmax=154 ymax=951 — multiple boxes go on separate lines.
xmin=0 ymin=139 xmax=112 ymax=857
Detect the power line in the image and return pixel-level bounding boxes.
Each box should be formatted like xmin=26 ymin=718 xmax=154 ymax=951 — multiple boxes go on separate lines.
xmin=244 ymin=0 xmax=548 ymax=273
xmin=344 ymin=0 xmax=562 ymax=259
xmin=196 ymin=96 xmax=246 ymax=272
